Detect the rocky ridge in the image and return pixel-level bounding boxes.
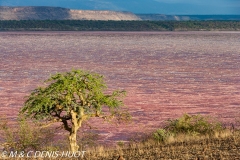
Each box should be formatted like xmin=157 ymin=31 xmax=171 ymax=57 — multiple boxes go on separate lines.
xmin=0 ymin=6 xmax=141 ymax=20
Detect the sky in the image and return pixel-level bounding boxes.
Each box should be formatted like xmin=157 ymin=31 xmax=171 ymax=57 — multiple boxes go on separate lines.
xmin=0 ymin=0 xmax=239 ymax=15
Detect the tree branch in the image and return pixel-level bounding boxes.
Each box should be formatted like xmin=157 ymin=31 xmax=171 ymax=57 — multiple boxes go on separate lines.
xmin=51 ymin=111 xmax=72 ymax=132
xmin=62 ymin=119 xmax=71 ymax=132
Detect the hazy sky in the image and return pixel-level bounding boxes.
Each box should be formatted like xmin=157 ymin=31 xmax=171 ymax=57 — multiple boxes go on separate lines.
xmin=1 ymin=0 xmax=239 ymax=14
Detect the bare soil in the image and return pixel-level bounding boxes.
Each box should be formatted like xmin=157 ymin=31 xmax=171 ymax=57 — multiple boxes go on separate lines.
xmin=0 ymin=31 xmax=240 ymax=144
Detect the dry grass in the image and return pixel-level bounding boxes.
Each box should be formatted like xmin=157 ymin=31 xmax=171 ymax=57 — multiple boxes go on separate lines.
xmin=81 ymin=130 xmax=240 ymax=160
xmin=1 ymin=114 xmax=239 ymax=160
xmin=4 ymin=130 xmax=239 ymax=160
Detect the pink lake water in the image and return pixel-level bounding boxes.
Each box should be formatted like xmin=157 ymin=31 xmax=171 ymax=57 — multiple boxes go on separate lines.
xmin=0 ymin=31 xmax=240 ymax=144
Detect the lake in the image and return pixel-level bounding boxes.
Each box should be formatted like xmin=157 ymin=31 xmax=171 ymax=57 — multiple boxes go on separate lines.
xmin=0 ymin=31 xmax=239 ymax=144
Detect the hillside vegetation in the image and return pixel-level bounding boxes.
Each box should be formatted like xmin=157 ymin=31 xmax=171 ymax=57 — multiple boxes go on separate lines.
xmin=0 ymin=20 xmax=240 ymax=31
xmin=137 ymin=14 xmax=240 ymax=21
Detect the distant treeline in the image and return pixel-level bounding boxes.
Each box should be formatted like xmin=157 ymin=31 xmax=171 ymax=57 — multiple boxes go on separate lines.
xmin=0 ymin=20 xmax=240 ymax=31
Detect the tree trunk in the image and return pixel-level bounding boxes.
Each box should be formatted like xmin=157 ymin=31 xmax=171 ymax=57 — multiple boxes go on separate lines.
xmin=69 ymin=125 xmax=79 ymax=152
xmin=68 ymin=109 xmax=86 ymax=152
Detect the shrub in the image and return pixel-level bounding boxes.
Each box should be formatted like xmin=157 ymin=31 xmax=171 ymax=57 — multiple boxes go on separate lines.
xmin=117 ymin=141 xmax=125 ymax=147
xmin=165 ymin=114 xmax=224 ymax=136
xmin=0 ymin=116 xmax=56 ymax=152
xmin=153 ymin=129 xmax=170 ymax=142
xmin=152 ymin=114 xmax=224 ymax=142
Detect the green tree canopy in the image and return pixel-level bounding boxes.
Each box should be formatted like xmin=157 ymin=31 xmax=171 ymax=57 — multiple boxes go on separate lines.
xmin=20 ymin=69 xmax=127 ymax=152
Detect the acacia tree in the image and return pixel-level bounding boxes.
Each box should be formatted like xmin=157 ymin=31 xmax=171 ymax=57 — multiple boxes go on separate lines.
xmin=20 ymin=69 xmax=126 ymax=152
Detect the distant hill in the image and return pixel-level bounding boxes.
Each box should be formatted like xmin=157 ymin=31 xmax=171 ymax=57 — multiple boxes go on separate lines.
xmin=0 ymin=6 xmax=240 ymax=21
xmin=0 ymin=6 xmax=140 ymax=21
xmin=137 ymin=14 xmax=240 ymax=21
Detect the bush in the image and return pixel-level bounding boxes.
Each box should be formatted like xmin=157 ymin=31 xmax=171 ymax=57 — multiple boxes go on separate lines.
xmin=0 ymin=116 xmax=56 ymax=152
xmin=152 ymin=114 xmax=224 ymax=142
xmin=165 ymin=114 xmax=224 ymax=136
xmin=153 ymin=129 xmax=171 ymax=142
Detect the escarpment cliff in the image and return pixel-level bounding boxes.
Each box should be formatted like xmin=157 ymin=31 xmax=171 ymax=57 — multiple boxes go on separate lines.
xmin=0 ymin=6 xmax=141 ymax=20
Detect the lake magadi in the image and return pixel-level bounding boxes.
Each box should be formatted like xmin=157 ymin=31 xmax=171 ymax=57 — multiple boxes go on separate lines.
xmin=0 ymin=31 xmax=239 ymax=144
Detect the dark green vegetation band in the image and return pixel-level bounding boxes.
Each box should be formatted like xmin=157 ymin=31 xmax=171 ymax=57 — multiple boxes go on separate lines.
xmin=0 ymin=20 xmax=240 ymax=31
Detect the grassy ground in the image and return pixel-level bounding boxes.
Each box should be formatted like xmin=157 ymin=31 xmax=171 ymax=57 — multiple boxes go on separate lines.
xmin=1 ymin=114 xmax=240 ymax=159
xmin=5 ymin=131 xmax=239 ymax=159
xmin=83 ymin=131 xmax=240 ymax=160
